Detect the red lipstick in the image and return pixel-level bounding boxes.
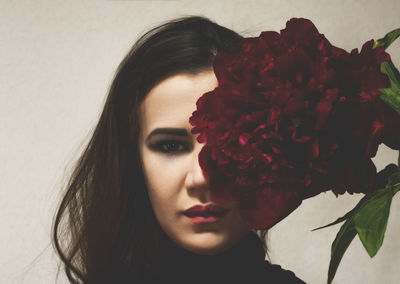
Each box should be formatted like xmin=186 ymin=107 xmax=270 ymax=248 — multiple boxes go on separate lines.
xmin=183 ymin=204 xmax=229 ymax=224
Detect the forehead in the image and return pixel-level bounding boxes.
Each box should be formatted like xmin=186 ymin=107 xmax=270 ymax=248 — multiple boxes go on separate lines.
xmin=139 ymin=71 xmax=218 ymax=136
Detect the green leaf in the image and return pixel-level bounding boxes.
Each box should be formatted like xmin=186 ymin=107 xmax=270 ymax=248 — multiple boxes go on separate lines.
xmin=312 ymin=164 xmax=397 ymax=232
xmin=382 ymin=59 xmax=400 ymax=86
xmin=378 ymin=62 xmax=400 ymax=150
xmin=328 ymin=218 xmax=357 ymax=284
xmin=324 ymin=181 xmax=398 ymax=283
xmin=320 ymin=160 xmax=400 ymax=283
xmin=312 ymin=194 xmax=371 ymax=231
xmin=311 ymin=212 xmax=352 ymax=231
xmin=374 ymin=29 xmax=400 ymax=147
xmin=380 ymin=88 xmax=400 ymax=115
xmin=379 ymin=60 xmax=400 ymax=115
xmin=388 ymin=168 xmax=400 ymax=185
xmin=388 ymin=168 xmax=400 ymax=194
xmin=353 ymin=187 xmax=393 ymax=257
xmin=373 ymin=28 xmax=400 ymax=49
xmin=393 ymin=183 xmax=400 ymax=194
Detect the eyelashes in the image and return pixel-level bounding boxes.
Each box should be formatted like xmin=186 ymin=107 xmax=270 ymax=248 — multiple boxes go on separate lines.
xmin=151 ymin=140 xmax=191 ymax=155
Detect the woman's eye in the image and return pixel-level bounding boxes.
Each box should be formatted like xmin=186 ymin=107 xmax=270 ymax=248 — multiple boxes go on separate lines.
xmin=153 ymin=140 xmax=190 ymax=154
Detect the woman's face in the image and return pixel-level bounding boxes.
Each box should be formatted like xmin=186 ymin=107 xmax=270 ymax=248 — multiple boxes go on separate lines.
xmin=139 ymin=70 xmax=250 ymax=255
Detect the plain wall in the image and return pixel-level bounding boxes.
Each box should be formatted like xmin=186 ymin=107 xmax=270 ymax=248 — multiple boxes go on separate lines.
xmin=1 ymin=0 xmax=399 ymax=283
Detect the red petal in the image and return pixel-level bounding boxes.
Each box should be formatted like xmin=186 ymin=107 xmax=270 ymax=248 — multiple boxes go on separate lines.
xmin=238 ymin=187 xmax=302 ymax=229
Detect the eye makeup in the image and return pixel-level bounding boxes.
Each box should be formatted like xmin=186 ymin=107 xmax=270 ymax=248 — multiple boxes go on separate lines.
xmin=151 ymin=139 xmax=191 ymax=155
xmin=145 ymin=127 xmax=193 ymax=156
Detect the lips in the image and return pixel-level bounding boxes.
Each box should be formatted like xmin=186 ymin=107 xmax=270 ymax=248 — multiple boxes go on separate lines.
xmin=183 ymin=204 xmax=229 ymax=217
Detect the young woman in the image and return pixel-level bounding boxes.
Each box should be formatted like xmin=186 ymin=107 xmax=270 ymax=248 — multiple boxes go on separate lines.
xmin=52 ymin=16 xmax=305 ymax=284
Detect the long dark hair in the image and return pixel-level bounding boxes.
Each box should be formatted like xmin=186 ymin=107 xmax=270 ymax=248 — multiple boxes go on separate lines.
xmin=52 ymin=15 xmax=268 ymax=284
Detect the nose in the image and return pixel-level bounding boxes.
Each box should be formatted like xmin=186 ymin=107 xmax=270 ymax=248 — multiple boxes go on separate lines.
xmin=184 ymin=142 xmax=209 ymax=192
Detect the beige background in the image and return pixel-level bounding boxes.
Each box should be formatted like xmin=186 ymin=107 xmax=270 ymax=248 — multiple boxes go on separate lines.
xmin=1 ymin=0 xmax=399 ymax=283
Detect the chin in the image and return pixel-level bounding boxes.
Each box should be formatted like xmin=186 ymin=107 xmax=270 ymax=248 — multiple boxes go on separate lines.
xmin=176 ymin=232 xmax=232 ymax=255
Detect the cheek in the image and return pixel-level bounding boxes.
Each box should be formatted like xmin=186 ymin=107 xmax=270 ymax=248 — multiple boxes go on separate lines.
xmin=141 ymin=152 xmax=187 ymax=212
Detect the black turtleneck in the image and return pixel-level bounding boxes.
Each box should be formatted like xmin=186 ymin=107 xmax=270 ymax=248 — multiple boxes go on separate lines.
xmin=156 ymin=231 xmax=306 ymax=284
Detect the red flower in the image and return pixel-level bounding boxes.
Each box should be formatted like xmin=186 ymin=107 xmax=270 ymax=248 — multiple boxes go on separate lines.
xmin=189 ymin=18 xmax=391 ymax=229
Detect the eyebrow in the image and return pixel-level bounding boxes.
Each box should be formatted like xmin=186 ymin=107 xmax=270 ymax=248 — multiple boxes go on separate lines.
xmin=145 ymin=128 xmax=189 ymax=142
